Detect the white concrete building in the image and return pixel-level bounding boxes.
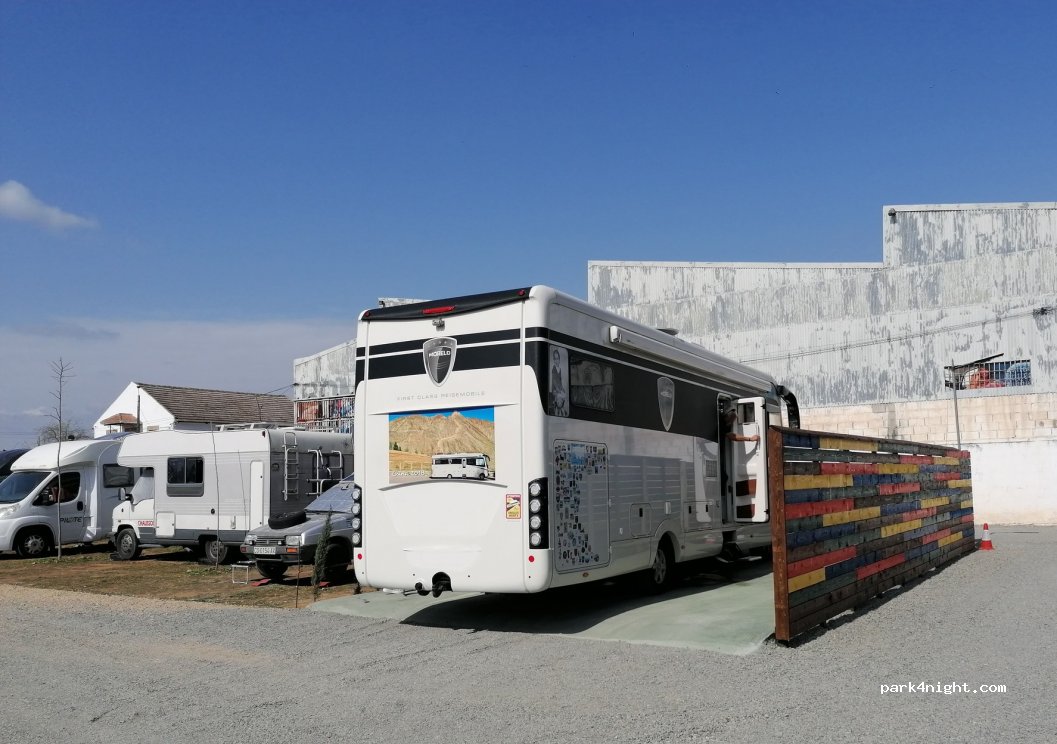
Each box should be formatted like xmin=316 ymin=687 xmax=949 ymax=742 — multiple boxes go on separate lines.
xmin=589 ymin=202 xmax=1057 ymax=524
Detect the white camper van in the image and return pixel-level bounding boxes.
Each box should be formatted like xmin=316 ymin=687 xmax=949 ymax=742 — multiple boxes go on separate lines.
xmin=0 ymin=438 xmax=133 ymax=557
xmin=112 ymin=429 xmax=352 ymax=562
xmin=352 ymin=286 xmax=799 ymax=596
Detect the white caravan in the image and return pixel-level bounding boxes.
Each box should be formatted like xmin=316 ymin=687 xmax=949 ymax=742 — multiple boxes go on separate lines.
xmin=0 ymin=438 xmax=133 ymax=557
xmin=112 ymin=429 xmax=352 ymax=562
xmin=351 ymin=285 xmax=800 ymax=596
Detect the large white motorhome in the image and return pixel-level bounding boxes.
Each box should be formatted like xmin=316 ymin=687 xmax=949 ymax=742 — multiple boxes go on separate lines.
xmin=351 ymin=285 xmax=799 ymax=596
xmin=112 ymin=428 xmax=352 ymax=562
xmin=0 ymin=438 xmax=133 ymax=557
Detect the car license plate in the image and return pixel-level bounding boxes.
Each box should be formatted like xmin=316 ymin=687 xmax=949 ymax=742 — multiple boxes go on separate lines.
xmin=253 ymin=546 xmax=277 ymax=555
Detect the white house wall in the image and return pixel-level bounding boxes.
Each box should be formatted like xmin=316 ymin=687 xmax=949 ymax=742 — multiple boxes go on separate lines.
xmin=92 ymin=382 xmax=174 ymax=437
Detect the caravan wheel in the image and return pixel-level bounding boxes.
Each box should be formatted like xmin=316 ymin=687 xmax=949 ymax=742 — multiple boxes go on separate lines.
xmin=113 ymin=528 xmax=141 ymax=560
xmin=201 ymin=538 xmax=228 ymax=564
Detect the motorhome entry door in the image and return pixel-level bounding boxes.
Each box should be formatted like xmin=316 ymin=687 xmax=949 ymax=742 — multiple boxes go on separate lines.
xmin=733 ymin=397 xmax=769 ymax=524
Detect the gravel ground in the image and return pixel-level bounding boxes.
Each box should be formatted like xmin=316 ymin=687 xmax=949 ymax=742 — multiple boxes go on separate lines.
xmin=0 ymin=526 xmax=1051 ymax=744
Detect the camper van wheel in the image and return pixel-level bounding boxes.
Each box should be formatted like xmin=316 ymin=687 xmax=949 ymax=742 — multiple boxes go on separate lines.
xmin=256 ymin=562 xmax=288 ymax=580
xmin=114 ymin=528 xmax=141 ymax=561
xmin=201 ymin=538 xmax=228 ymax=564
xmin=646 ymin=540 xmax=675 ymax=593
xmin=15 ymin=528 xmax=53 ymax=559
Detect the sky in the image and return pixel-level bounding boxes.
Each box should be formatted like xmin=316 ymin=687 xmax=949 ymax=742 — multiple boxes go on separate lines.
xmin=2 ymin=1 xmax=1056 ymax=449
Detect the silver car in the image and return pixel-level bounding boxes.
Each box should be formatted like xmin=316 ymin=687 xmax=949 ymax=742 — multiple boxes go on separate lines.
xmin=240 ymin=474 xmax=358 ymax=582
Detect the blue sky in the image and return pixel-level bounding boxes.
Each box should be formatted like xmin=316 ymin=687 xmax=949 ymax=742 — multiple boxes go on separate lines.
xmin=2 ymin=1 xmax=1055 ymax=447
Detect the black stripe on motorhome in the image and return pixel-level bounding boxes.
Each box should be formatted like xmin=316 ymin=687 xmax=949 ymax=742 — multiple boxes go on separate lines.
xmin=367 ymin=329 xmax=521 ymax=357
xmin=364 ymin=329 xmax=762 ymax=439
xmin=368 ymin=342 xmax=521 ymax=380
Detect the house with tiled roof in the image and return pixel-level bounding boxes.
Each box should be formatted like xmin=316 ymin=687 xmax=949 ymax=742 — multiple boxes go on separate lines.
xmin=93 ymin=382 xmax=295 ymax=437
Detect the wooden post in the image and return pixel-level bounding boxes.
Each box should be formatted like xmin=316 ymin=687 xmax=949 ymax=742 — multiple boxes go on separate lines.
xmin=768 ymin=425 xmax=791 ymax=643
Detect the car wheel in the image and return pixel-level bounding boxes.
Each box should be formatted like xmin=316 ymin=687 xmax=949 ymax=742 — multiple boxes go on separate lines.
xmin=256 ymin=561 xmax=288 ymax=580
xmin=15 ymin=528 xmax=53 ymax=559
xmin=113 ymin=527 xmax=141 ymax=560
xmin=321 ymin=543 xmax=350 ymax=583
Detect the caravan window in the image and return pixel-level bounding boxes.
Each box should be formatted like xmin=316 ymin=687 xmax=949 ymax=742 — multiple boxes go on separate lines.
xmin=103 ymin=465 xmax=135 ymax=488
xmin=167 ymin=457 xmax=204 ymax=497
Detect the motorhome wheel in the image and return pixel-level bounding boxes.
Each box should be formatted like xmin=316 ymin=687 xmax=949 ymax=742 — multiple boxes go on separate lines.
xmin=15 ymin=528 xmax=53 ymax=559
xmin=113 ymin=527 xmax=141 ymax=560
xmin=646 ymin=540 xmax=675 ymax=593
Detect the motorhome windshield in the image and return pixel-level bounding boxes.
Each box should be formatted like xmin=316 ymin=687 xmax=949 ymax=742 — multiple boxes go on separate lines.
xmin=0 ymin=471 xmax=48 ymax=504
xmin=305 ymin=476 xmax=356 ymax=514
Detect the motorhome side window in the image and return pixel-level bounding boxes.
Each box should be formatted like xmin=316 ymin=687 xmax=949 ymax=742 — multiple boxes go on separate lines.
xmin=569 ymin=355 xmax=615 ymax=412
xmin=167 ymin=456 xmax=205 ymax=497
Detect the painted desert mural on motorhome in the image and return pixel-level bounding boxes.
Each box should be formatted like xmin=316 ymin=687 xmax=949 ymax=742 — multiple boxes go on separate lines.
xmin=388 ymin=407 xmax=496 ymax=484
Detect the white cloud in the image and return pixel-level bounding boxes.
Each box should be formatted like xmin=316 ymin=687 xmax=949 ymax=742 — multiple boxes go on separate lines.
xmin=0 ymin=180 xmax=98 ymax=231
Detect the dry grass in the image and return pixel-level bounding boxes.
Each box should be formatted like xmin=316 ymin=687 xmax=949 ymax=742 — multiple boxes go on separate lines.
xmin=0 ymin=544 xmax=362 ymax=609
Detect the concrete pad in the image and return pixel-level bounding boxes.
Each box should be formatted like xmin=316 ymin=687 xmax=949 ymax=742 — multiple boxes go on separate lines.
xmin=312 ymin=560 xmax=776 ymax=655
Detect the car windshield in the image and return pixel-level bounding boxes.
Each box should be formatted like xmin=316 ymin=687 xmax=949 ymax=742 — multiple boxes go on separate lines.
xmin=0 ymin=471 xmax=48 ymax=504
xmin=305 ymin=475 xmax=356 ymax=514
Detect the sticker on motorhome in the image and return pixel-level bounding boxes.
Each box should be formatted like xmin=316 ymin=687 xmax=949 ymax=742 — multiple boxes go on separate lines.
xmin=505 ymin=494 xmax=522 ymax=520
xmin=387 ymin=406 xmax=496 ymax=485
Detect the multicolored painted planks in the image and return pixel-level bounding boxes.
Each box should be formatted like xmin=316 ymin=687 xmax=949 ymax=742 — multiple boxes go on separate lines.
xmin=769 ymin=427 xmax=975 ymax=643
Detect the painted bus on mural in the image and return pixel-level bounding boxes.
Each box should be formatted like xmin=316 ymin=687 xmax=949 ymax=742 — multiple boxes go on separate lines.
xmin=350 ymin=285 xmax=800 ymax=596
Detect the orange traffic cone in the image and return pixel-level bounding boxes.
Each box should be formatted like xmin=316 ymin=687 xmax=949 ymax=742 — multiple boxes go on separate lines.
xmin=979 ymin=523 xmax=994 ymax=550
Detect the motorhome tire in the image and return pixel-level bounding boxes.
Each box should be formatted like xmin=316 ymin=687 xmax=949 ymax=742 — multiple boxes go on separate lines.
xmin=15 ymin=528 xmax=53 ymax=559
xmin=268 ymin=510 xmax=308 ymax=530
xmin=114 ymin=528 xmax=141 ymax=560
xmin=645 ymin=540 xmax=676 ymax=593
xmin=256 ymin=562 xmax=288 ymax=580
xmin=201 ymin=538 xmax=228 ymax=564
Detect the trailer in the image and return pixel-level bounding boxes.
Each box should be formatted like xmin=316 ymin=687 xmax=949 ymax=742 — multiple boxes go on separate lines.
xmin=351 ymin=285 xmax=799 ymax=596
xmin=111 ymin=428 xmax=352 ymax=562
xmin=0 ymin=439 xmax=132 ymax=557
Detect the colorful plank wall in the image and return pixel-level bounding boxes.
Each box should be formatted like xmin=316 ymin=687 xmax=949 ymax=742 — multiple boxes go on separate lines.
xmin=768 ymin=426 xmax=975 ymax=642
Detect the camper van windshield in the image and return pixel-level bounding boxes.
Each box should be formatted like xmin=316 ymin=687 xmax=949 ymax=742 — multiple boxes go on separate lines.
xmin=0 ymin=471 xmax=48 ymax=504
xmin=306 ymin=475 xmax=356 ymax=514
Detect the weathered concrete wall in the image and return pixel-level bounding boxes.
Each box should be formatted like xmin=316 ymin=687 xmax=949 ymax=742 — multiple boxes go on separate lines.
xmin=589 ymin=203 xmax=1057 ymax=408
xmin=588 ymin=202 xmax=1057 ymax=523
xmin=293 ymin=340 xmax=356 ymax=401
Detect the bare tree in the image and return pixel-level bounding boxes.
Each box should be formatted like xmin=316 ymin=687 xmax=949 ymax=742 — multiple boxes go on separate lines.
xmin=36 ymin=421 xmax=91 ymax=445
xmin=49 ymin=359 xmax=74 ymax=559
